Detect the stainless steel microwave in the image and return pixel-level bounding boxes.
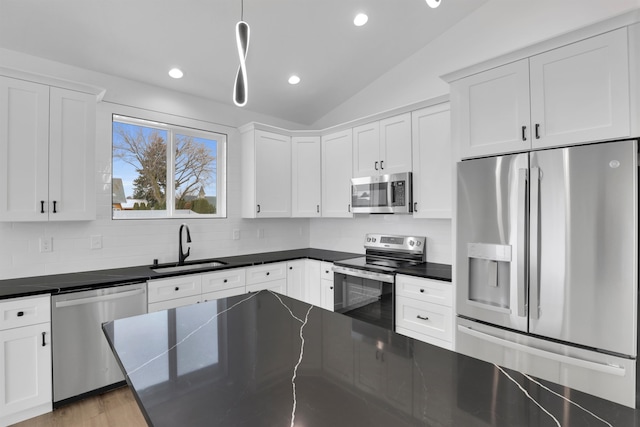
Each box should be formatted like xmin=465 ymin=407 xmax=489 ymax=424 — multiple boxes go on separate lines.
xmin=351 ymin=172 xmax=413 ymax=214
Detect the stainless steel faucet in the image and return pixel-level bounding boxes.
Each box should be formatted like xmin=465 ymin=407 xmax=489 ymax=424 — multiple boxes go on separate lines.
xmin=178 ymin=223 xmax=191 ymax=265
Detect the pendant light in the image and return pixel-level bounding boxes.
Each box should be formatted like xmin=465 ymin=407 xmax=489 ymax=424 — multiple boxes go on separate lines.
xmin=233 ymin=0 xmax=250 ymax=107
xmin=425 ymin=0 xmax=441 ymax=8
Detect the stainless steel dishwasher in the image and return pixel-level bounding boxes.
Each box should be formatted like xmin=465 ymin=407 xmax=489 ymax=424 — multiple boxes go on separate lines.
xmin=51 ymin=282 xmax=147 ymax=405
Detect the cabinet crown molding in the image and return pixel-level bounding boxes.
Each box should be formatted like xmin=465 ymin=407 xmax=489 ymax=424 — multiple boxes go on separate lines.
xmin=0 ymin=66 xmax=106 ymax=101
xmin=441 ymin=8 xmax=640 ymax=83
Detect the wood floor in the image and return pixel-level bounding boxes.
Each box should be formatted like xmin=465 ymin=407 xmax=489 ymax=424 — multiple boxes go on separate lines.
xmin=12 ymin=387 xmax=147 ymax=427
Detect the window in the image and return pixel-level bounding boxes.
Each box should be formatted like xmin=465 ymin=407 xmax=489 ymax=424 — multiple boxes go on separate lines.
xmin=112 ymin=115 xmax=226 ymax=219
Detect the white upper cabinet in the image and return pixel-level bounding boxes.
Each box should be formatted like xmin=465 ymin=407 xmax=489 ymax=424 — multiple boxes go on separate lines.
xmin=241 ymin=128 xmax=292 ymax=218
xmin=452 ymin=60 xmax=531 ymax=159
xmin=321 ymin=129 xmax=354 ymax=218
xmin=291 ymin=136 xmax=321 ymax=217
xmin=0 ymin=76 xmax=96 ymax=222
xmin=411 ymin=103 xmax=452 ymax=219
xmin=352 ymin=113 xmax=411 ymax=177
xmin=529 ymin=28 xmax=630 ymax=149
xmin=452 ymin=28 xmax=631 ymax=158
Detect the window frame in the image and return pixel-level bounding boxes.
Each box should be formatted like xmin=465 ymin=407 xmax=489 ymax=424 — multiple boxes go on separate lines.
xmin=112 ymin=114 xmax=227 ymax=219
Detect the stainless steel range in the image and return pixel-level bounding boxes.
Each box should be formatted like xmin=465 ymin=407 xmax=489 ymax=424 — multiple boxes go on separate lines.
xmin=332 ymin=233 xmax=426 ymax=330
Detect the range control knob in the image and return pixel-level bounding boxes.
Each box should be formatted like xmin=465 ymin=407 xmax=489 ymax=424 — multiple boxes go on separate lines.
xmin=416 ymin=241 xmax=422 ymax=247
xmin=372 ymin=237 xmax=377 ymax=242
xmin=409 ymin=240 xmax=415 ymax=246
xmin=367 ymin=237 xmax=372 ymax=242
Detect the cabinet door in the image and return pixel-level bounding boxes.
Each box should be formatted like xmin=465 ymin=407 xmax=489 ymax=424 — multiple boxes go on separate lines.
xmin=453 ymin=59 xmax=531 ymax=158
xmin=379 ymin=113 xmax=412 ymax=175
xmin=286 ymin=260 xmax=306 ymax=302
xmin=411 ymin=104 xmax=452 ymax=218
xmin=246 ymin=262 xmax=287 ymax=285
xmin=352 ymin=122 xmax=380 ymax=177
xmin=321 ymin=129 xmax=354 ymax=217
xmin=0 ymin=323 xmax=52 ymax=423
xmin=147 ymin=275 xmax=202 ymax=304
xmin=247 ymin=279 xmax=287 ymax=294
xmin=255 ymin=130 xmax=291 ymax=217
xmin=320 ymin=279 xmax=334 ymax=312
xmin=529 ymin=28 xmax=630 ymax=149
xmin=305 ymin=259 xmax=321 ymax=307
xmin=291 ymin=136 xmax=321 ymax=217
xmin=0 ymin=77 xmax=49 ymax=222
xmin=48 ymin=88 xmax=96 ymax=221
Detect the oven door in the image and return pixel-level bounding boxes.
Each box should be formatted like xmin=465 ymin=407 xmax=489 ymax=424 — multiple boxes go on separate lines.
xmin=332 ymin=265 xmax=395 ymax=331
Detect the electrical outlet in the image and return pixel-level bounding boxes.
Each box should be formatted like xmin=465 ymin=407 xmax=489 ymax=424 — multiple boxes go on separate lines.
xmin=39 ymin=237 xmax=52 ymax=253
xmin=233 ymin=229 xmax=240 ymax=240
xmin=90 ymin=235 xmax=103 ymax=250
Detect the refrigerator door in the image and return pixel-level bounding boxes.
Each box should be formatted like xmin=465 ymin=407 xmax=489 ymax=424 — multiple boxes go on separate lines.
xmin=456 ymin=153 xmax=529 ymax=332
xmin=529 ymin=140 xmax=637 ymax=357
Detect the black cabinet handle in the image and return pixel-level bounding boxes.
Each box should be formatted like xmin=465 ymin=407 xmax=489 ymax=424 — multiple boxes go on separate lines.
xmin=317 ymin=205 xmax=320 ymax=213
xmin=266 ymin=272 xmax=270 ymax=276
xmin=175 ymin=287 xmax=180 ymax=291
xmin=420 ymin=289 xmax=425 ymax=293
xmin=535 ymin=124 xmax=540 ymax=139
xmin=17 ymin=311 xmax=24 ymax=317
xmin=417 ymin=315 xmax=429 ymax=321
xmin=223 ymin=279 xmax=228 ymax=283
xmin=41 ymin=201 xmax=45 ymax=214
xmin=325 ymin=270 xmax=329 ymax=274
xmin=374 ymin=161 xmax=379 ymax=171
xmin=348 ymin=204 xmax=351 ymax=213
xmin=289 ymin=267 xmax=293 ymax=270
xmin=42 ymin=332 xmax=46 ymax=347
xmin=413 ymin=202 xmax=418 ymax=212
xmin=257 ymin=204 xmax=261 ymax=213
xmin=330 ymin=286 xmax=333 ymax=290
xmin=52 ymin=201 xmax=57 ymax=213
xmin=522 ymin=125 xmax=527 ymax=141
xmin=380 ymin=160 xmax=384 ymax=170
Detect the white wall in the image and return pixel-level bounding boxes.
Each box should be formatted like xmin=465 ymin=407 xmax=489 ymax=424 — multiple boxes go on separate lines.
xmin=312 ymin=0 xmax=640 ymax=128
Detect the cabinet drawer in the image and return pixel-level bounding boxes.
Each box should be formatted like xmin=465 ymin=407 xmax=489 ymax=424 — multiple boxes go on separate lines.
xmin=0 ymin=295 xmax=50 ymax=331
xmin=148 ymin=295 xmax=202 ymax=313
xmin=320 ymin=262 xmax=334 ymax=280
xmin=202 ymin=287 xmax=245 ymax=303
xmin=147 ymin=275 xmax=202 ymax=303
xmin=201 ymin=269 xmax=246 ymax=294
xmin=395 ymin=275 xmax=452 ymax=306
xmin=395 ymin=326 xmax=453 ymax=351
xmin=395 ymin=296 xmax=452 ymax=343
xmin=246 ymin=278 xmax=287 ymax=294
xmin=246 ymin=263 xmax=287 ymax=285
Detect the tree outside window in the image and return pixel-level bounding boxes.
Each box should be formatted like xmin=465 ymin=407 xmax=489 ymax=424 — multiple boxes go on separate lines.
xmin=112 ymin=116 xmax=225 ymax=219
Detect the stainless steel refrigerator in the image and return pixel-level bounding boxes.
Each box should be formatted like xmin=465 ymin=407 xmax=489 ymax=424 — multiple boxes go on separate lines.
xmin=456 ymin=139 xmax=638 ymax=407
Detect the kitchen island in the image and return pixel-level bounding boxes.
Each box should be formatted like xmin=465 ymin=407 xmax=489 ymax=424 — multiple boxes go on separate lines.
xmin=103 ymin=291 xmax=639 ymax=426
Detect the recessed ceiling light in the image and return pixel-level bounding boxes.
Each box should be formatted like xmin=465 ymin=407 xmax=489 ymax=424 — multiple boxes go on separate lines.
xmin=425 ymin=0 xmax=441 ymax=8
xmin=288 ymin=75 xmax=301 ymax=85
xmin=168 ymin=68 xmax=184 ymax=79
xmin=353 ymin=13 xmax=368 ymax=27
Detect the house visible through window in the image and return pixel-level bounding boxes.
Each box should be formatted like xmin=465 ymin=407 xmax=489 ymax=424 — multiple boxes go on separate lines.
xmin=112 ymin=115 xmax=226 ymax=219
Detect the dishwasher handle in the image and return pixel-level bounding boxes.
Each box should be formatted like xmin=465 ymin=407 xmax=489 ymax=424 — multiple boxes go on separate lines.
xmin=54 ymin=288 xmax=145 ymax=308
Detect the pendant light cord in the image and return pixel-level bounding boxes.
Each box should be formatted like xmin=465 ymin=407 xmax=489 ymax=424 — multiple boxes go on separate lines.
xmin=241 ymin=0 xmax=244 ymax=20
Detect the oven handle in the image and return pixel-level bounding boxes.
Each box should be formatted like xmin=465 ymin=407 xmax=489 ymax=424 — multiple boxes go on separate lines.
xmin=332 ymin=265 xmax=394 ymax=283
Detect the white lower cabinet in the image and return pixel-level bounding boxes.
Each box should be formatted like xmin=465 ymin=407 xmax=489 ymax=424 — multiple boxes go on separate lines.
xmin=395 ymin=275 xmax=453 ymax=350
xmin=148 ymin=268 xmax=247 ymax=312
xmin=320 ymin=262 xmax=334 ymax=311
xmin=0 ymin=295 xmax=52 ymax=426
xmin=246 ymin=262 xmax=287 ymax=294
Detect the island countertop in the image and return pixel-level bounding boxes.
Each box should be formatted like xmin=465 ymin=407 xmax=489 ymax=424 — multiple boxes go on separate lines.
xmin=103 ymin=291 xmax=639 ymax=426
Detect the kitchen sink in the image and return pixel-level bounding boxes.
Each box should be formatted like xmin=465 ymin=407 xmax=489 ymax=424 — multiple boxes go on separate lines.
xmin=151 ymin=260 xmax=227 ymax=273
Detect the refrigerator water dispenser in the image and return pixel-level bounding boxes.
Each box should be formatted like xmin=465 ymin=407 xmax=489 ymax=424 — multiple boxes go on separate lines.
xmin=467 ymin=243 xmax=512 ymax=309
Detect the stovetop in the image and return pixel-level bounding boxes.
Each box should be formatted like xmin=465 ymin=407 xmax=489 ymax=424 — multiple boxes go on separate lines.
xmin=334 ymin=256 xmax=422 ymax=274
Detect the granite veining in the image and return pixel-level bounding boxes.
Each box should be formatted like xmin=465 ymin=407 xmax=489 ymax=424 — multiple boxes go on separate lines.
xmin=103 ymin=291 xmax=640 ymax=427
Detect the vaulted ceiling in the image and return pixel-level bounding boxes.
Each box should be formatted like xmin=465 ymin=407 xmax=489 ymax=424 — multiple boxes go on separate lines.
xmin=0 ymin=0 xmax=486 ymax=125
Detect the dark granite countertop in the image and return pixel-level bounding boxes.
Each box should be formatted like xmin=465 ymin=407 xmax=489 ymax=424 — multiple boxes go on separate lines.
xmin=0 ymin=249 xmax=451 ymax=299
xmin=103 ymin=291 xmax=640 ymax=426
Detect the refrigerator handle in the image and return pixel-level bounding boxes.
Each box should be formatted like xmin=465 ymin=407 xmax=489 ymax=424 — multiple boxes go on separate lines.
xmin=529 ymin=167 xmax=540 ymax=319
xmin=517 ymin=168 xmax=528 ymax=317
